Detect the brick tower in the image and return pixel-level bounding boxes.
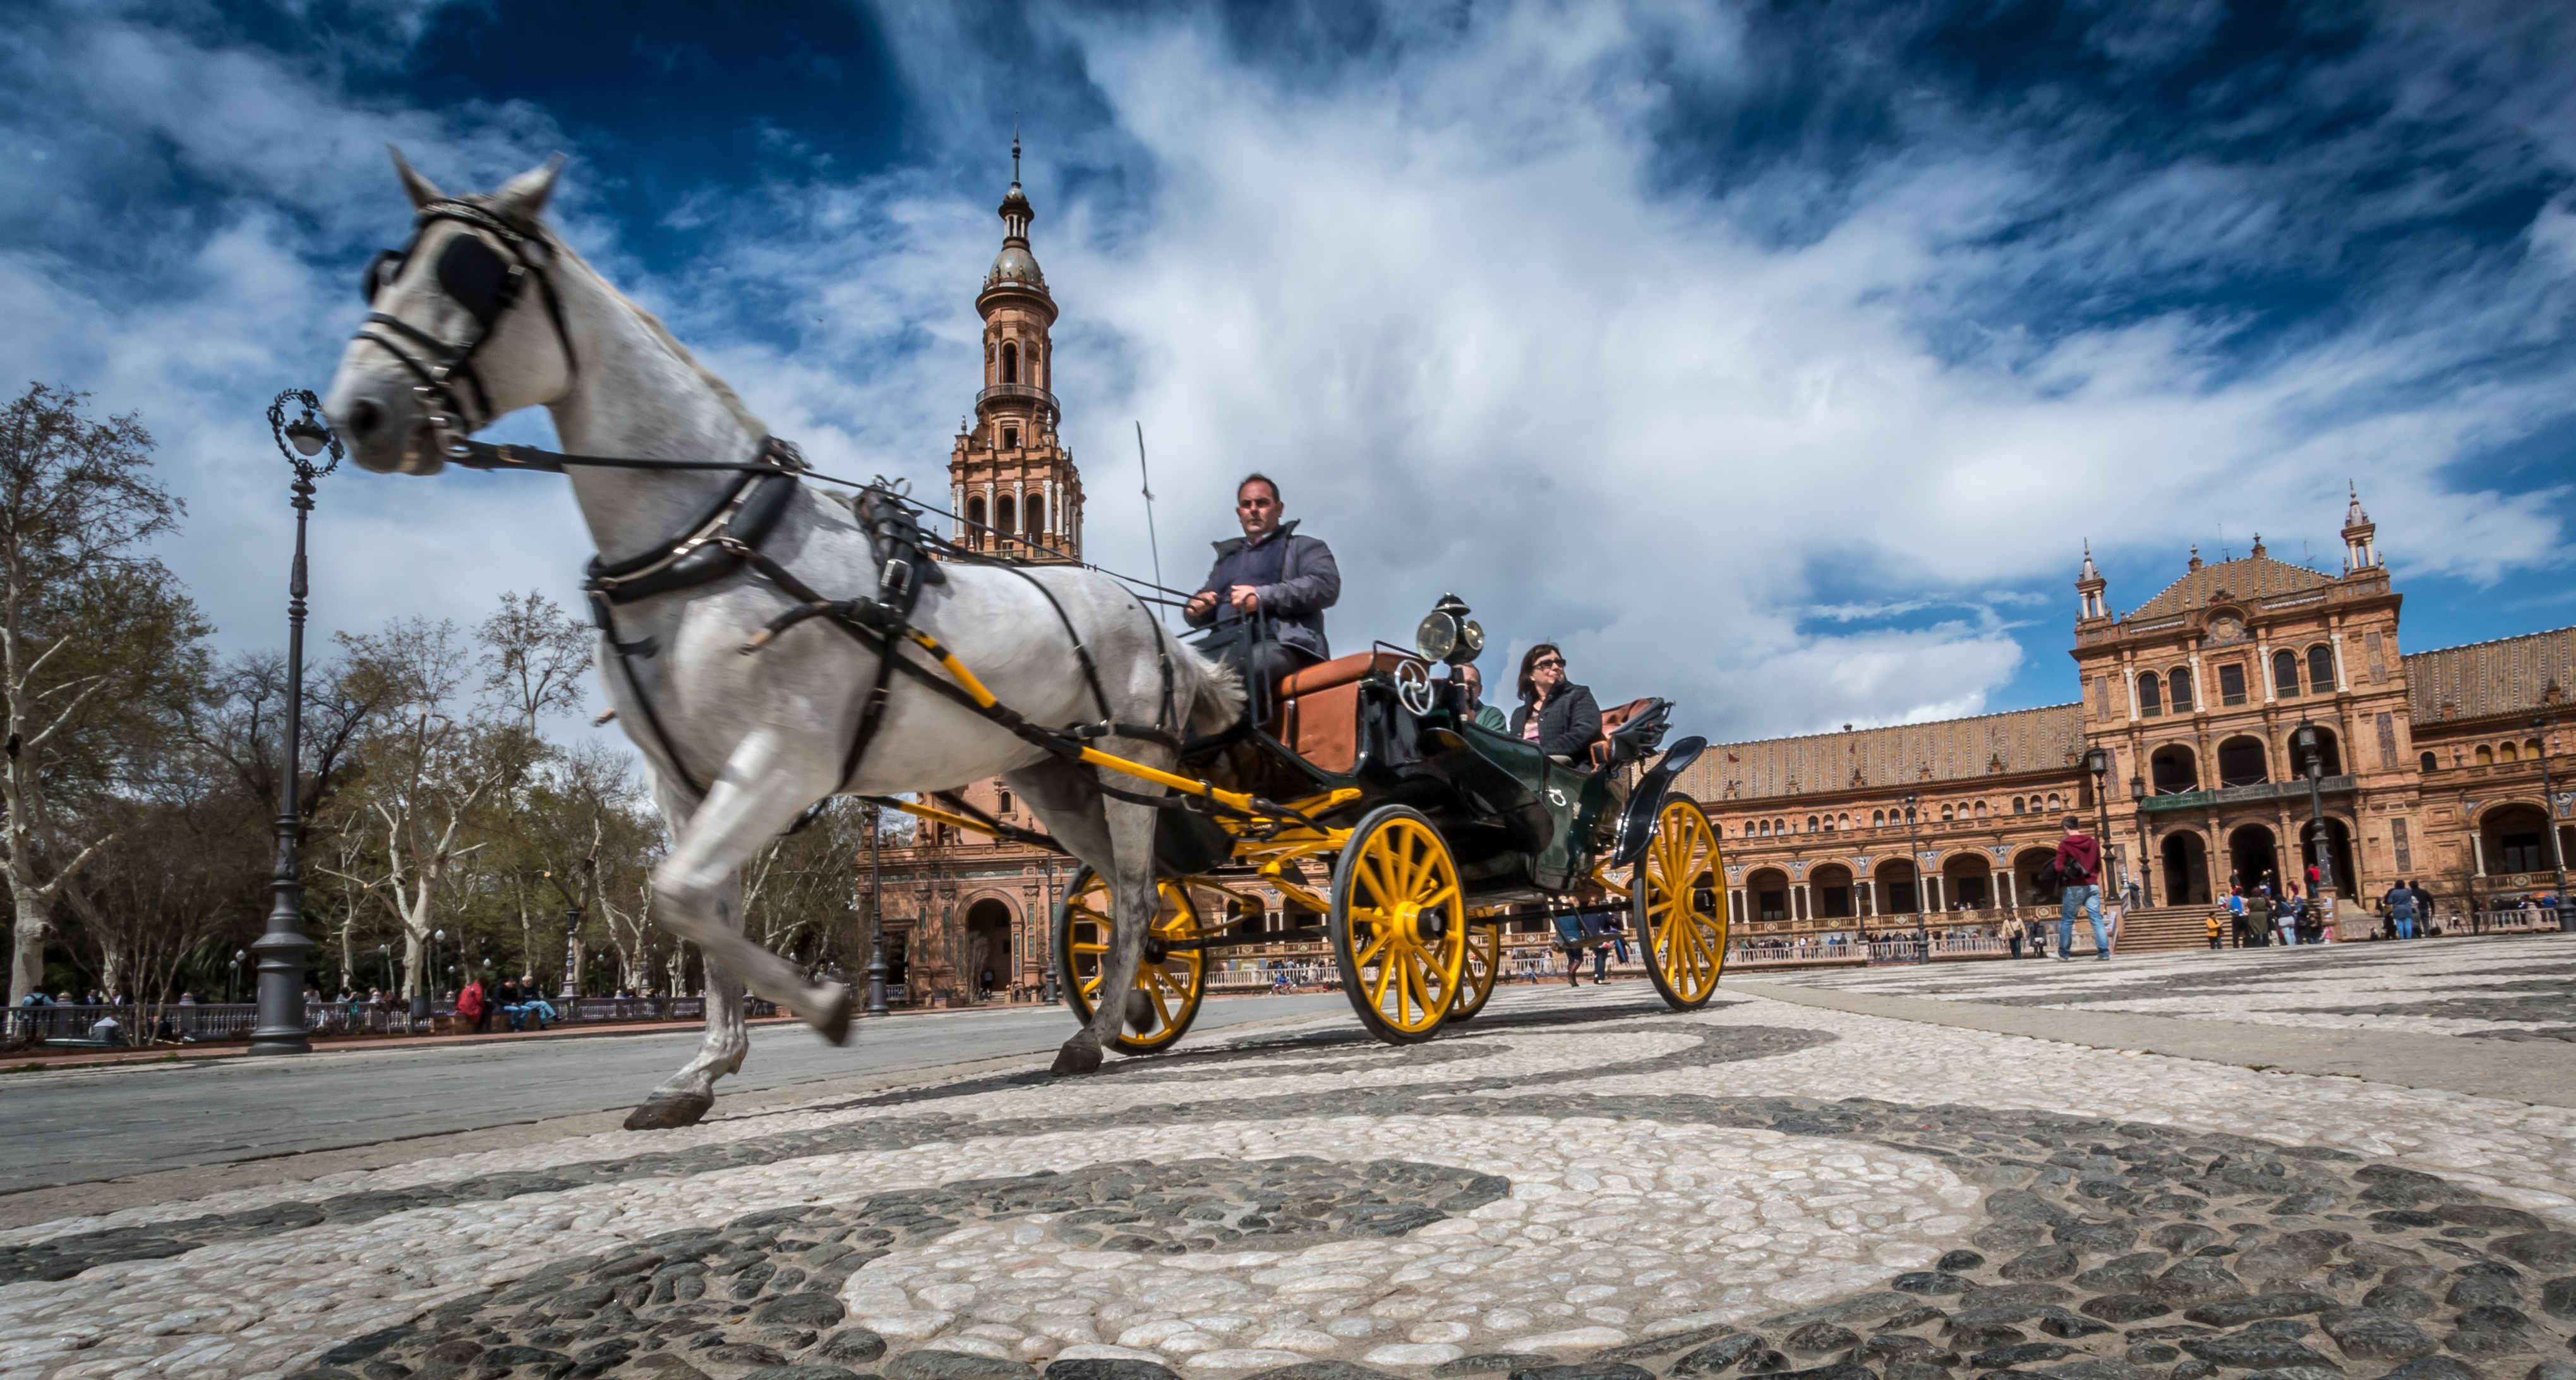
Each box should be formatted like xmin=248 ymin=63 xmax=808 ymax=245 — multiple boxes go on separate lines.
xmin=948 ymin=136 xmax=1083 ymax=561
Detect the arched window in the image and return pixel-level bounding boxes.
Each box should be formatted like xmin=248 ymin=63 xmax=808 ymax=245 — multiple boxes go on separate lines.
xmin=2419 ymin=751 xmax=2438 ymax=773
xmin=1974 ymin=801 xmax=1989 ymax=819
xmin=1873 ymin=810 xmax=1886 ymax=827
xmin=2476 ymin=745 xmax=2495 ymax=766
xmin=2137 ymin=672 xmax=2162 ymax=716
xmin=1775 ymin=818 xmax=1786 ymax=835
xmin=2273 ymin=649 xmax=2301 ymax=698
xmin=1758 ymin=820 xmax=1770 ymax=837
xmin=2498 ymin=741 xmax=2519 ymax=763
xmin=1940 ymin=804 xmax=1954 ymax=821
xmin=1807 ymin=815 xmax=1820 ymax=832
xmin=2527 ymin=737 xmax=2544 ymax=758
xmin=1839 ymin=813 xmax=1852 ymax=828
xmin=2045 ymin=793 xmax=2062 ymax=811
xmin=965 ymin=495 xmax=986 ymax=535
xmin=2152 ymin=744 xmax=2199 ymax=794
xmin=2308 ymin=644 xmax=2335 ymax=693
xmin=2169 ymin=669 xmax=2194 ymax=711
xmin=2217 ymin=735 xmax=2270 ymax=787
xmin=996 ymin=789 xmax=1013 ymax=814
xmin=996 ymin=494 xmax=1017 ymax=534
xmin=1027 ymin=493 xmax=1047 ymax=534
xmin=2013 ymin=796 xmax=2026 ymax=813
xmin=1002 ymin=425 xmax=1020 ymax=449
xmin=1000 ymin=341 xmax=1020 ymax=384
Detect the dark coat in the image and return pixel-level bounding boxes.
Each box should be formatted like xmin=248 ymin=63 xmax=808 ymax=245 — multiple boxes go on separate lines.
xmin=1185 ymin=520 xmax=1341 ymax=661
xmin=1509 ymin=682 xmax=1602 ymax=760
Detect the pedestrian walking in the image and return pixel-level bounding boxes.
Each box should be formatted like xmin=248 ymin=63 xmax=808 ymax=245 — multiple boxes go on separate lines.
xmin=2004 ymin=913 xmax=2025 ymax=959
xmin=2227 ymin=891 xmax=2250 ymax=947
xmin=2247 ymin=889 xmax=2272 ymax=949
xmin=2052 ymin=815 xmax=2109 ymax=960
xmin=2205 ymin=911 xmax=2224 ymax=949
xmin=2383 ymin=881 xmax=2417 ymax=940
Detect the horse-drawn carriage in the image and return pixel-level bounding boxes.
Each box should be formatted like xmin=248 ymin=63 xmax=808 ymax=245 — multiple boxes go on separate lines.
xmin=901 ymin=595 xmax=1730 ymax=1052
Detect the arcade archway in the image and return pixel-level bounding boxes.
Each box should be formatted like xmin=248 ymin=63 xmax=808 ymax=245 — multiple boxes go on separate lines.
xmin=2295 ymin=818 xmax=2356 ymax=897
xmin=963 ymin=897 xmax=1014 ymax=996
xmin=2160 ymin=830 xmax=2210 ymax=905
xmin=1941 ymin=854 xmax=1995 ymax=911
xmin=2226 ymin=824 xmax=2279 ymax=895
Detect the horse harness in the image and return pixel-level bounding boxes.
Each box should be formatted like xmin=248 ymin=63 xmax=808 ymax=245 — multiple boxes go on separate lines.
xmin=352 ymin=200 xmax=1195 ymax=819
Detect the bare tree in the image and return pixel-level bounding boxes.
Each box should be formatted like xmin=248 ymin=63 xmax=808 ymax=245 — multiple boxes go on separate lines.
xmin=0 ymin=385 xmax=207 ymax=1010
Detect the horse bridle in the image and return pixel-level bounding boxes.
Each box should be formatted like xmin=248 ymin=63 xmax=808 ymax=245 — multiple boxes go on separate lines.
xmin=354 ymin=197 xmax=579 ymax=462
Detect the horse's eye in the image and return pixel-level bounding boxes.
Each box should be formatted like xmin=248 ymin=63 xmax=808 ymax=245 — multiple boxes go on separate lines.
xmin=361 ymin=249 xmax=405 ymax=303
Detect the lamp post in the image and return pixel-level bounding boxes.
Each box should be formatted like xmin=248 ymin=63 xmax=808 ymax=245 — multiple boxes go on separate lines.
xmin=1042 ymin=854 xmax=1059 ymax=1003
xmin=864 ymin=803 xmax=891 ymax=1017
xmin=2084 ymin=747 xmax=2115 ymax=955
xmin=376 ymin=943 xmax=390 ymax=993
xmin=2292 ymin=722 xmax=2335 ymax=912
xmin=419 ymin=928 xmax=443 ymax=1020
xmin=2130 ymin=773 xmax=2153 ymax=908
xmin=229 ymin=949 xmax=246 ymax=1005
xmin=1901 ymin=792 xmax=1926 ymax=961
xmin=249 ymin=389 xmax=339 ymax=1054
xmin=2530 ymin=715 xmax=2572 ymax=932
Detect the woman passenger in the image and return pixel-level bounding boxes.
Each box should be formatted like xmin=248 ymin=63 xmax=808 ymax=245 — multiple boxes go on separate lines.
xmin=1510 ymin=643 xmax=1603 ymax=763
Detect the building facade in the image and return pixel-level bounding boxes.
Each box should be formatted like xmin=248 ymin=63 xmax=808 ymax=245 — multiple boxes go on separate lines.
xmin=1683 ymin=495 xmax=2576 ymax=941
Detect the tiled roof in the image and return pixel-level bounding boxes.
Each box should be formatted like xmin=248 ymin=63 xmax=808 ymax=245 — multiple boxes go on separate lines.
xmin=2126 ymin=554 xmax=2333 ymax=621
xmin=1678 ymin=703 xmax=2086 ymax=804
xmin=2404 ymin=626 xmax=2576 ymax=726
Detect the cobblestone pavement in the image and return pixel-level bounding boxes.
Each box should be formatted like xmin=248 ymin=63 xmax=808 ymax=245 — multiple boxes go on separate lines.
xmin=3 ymin=978 xmax=2571 ymax=1380
xmin=1752 ymin=936 xmax=2576 ymax=1042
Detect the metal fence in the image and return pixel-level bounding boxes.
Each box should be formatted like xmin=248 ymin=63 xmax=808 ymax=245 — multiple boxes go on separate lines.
xmin=8 ymin=993 xmax=779 ymax=1046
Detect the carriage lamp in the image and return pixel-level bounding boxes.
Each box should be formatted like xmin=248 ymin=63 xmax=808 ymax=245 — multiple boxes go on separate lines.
xmin=250 ymin=389 xmax=344 ymax=1053
xmin=2129 ymin=774 xmax=2152 ymax=907
xmin=2294 ymin=721 xmax=2323 ymax=780
xmin=1412 ymin=593 xmax=1484 ymax=667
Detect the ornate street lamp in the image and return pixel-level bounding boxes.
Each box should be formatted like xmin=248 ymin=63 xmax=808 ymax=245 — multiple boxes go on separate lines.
xmin=2292 ymin=722 xmax=2335 ymax=912
xmin=865 ymin=803 xmax=891 ymax=1017
xmin=2130 ymin=773 xmax=2153 ymax=908
xmin=248 ymin=389 xmax=339 ymax=1054
xmin=1901 ymin=792 xmax=1926 ymax=961
xmin=229 ymin=948 xmax=247 ymax=1005
xmin=2530 ymin=715 xmax=2572 ymax=933
xmin=422 ymin=928 xmax=444 ymax=1019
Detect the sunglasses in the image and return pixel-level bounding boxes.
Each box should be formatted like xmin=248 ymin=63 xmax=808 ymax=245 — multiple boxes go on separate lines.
xmin=1533 ymin=658 xmax=1565 ymax=670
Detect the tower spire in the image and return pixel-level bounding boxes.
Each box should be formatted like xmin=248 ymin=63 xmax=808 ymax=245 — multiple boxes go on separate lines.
xmin=1012 ymin=120 xmax=1021 ymax=186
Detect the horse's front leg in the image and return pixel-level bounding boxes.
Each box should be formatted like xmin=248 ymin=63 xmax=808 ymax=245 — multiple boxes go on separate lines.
xmin=630 ymin=727 xmax=852 ymax=1128
xmin=627 ymin=890 xmax=750 ymax=1130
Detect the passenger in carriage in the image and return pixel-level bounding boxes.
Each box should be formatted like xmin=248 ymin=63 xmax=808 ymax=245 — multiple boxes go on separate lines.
xmin=1508 ymin=644 xmax=1603 ymax=763
xmin=1183 ymin=473 xmax=1341 ymax=687
xmin=1457 ymin=662 xmax=1509 ymax=732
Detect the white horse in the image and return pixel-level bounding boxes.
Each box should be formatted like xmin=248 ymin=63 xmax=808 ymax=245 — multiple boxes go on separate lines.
xmin=323 ymin=152 xmax=1239 ymax=1128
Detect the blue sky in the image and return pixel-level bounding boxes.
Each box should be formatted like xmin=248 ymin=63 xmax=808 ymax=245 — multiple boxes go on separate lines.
xmin=4 ymin=0 xmax=2572 ymax=746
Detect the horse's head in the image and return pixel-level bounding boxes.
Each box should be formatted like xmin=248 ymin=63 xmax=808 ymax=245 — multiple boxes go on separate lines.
xmin=325 ymin=148 xmax=575 ymax=475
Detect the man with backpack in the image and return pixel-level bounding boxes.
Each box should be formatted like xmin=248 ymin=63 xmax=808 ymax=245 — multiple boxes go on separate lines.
xmin=2053 ymin=815 xmax=2110 ymax=960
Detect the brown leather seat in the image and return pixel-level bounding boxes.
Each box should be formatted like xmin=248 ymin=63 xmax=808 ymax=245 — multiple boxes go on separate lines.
xmin=1273 ymin=651 xmax=1409 ymax=775
xmin=1589 ymin=698 xmax=1656 ymax=770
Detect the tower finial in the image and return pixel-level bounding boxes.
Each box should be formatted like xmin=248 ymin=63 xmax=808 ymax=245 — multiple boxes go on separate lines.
xmin=1012 ymin=119 xmax=1021 ymax=185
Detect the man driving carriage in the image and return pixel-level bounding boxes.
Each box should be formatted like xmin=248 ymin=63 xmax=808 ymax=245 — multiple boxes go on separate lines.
xmin=1183 ymin=473 xmax=1340 ymax=687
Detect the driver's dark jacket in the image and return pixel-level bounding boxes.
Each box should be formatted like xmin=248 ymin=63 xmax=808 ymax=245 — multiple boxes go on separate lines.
xmin=1510 ymin=682 xmax=1603 ymax=760
xmin=1185 ymin=520 xmax=1340 ymax=662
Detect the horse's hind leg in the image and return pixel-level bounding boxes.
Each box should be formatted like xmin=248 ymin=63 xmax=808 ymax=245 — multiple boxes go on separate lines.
xmin=1057 ymin=790 xmax=1161 ymax=1076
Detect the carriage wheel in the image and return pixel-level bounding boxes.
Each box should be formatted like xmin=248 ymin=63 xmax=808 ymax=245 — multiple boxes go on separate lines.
xmin=1634 ymin=795 xmax=1728 ymax=1010
xmin=1055 ymin=866 xmax=1211 ymax=1054
xmin=1329 ymin=806 xmax=1467 ymax=1044
xmin=1447 ymin=922 xmax=1503 ymax=1022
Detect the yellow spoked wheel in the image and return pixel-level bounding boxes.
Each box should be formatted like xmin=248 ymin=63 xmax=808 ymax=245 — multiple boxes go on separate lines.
xmin=1634 ymin=794 xmax=1727 ymax=1009
xmin=1328 ymin=806 xmax=1467 ymax=1044
xmin=1054 ymin=866 xmax=1212 ymax=1054
xmin=1448 ymin=921 xmax=1503 ymax=1022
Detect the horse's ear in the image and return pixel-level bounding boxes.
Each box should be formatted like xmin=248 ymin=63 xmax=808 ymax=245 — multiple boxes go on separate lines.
xmin=491 ymin=155 xmax=566 ymax=222
xmin=388 ymin=145 xmax=443 ymax=209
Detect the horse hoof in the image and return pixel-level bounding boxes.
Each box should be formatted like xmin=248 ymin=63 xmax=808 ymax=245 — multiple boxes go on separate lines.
xmin=812 ymin=983 xmax=855 ymax=1046
xmin=1049 ymin=1032 xmax=1103 ymax=1077
xmin=623 ymin=1091 xmax=714 ymax=1130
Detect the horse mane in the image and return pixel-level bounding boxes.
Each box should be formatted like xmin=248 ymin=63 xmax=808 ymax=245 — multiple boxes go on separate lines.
xmin=542 ymin=232 xmax=770 ymax=444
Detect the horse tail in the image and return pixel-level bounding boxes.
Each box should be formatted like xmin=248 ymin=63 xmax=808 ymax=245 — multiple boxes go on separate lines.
xmin=1172 ymin=636 xmax=1244 ymax=738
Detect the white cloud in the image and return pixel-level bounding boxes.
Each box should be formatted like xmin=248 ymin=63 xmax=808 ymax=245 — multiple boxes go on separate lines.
xmin=5 ymin=0 xmax=2574 ymax=757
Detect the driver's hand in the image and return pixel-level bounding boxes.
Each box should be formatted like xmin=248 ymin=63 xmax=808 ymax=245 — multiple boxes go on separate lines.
xmin=1184 ymin=591 xmax=1219 ymax=619
xmin=1229 ymin=584 xmax=1261 ymax=613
